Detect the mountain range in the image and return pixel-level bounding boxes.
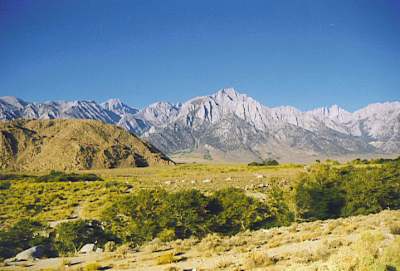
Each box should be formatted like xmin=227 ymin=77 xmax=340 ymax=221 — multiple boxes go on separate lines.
xmin=1 ymin=88 xmax=399 ymax=162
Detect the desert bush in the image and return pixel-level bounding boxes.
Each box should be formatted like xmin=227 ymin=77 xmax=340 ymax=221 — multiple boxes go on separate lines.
xmin=243 ymin=251 xmax=272 ymax=269
xmin=210 ymin=188 xmax=273 ymax=234
xmin=162 ymin=189 xmax=214 ymax=239
xmin=325 ymin=230 xmax=394 ymax=270
xmin=215 ymin=258 xmax=234 ymax=269
xmin=196 ymin=233 xmax=235 ymax=255
xmin=114 ymin=243 xmax=132 ymax=258
xmin=104 ymin=241 xmax=117 ymax=252
xmin=266 ymin=180 xmax=294 ymax=226
xmin=294 ymin=163 xmax=400 ymax=220
xmin=102 ymin=188 xmax=275 ymax=245
xmin=156 ymin=252 xmax=176 ymax=265
xmin=101 ymin=189 xmax=168 ymax=245
xmin=340 ymin=164 xmax=400 ymax=216
xmin=248 ymin=159 xmax=279 ymax=166
xmin=36 ymin=171 xmax=102 ymax=182
xmin=0 ymin=173 xmax=31 ymax=180
xmin=54 ymin=220 xmax=112 ymax=255
xmin=0 ymin=180 xmax=11 ymax=190
xmin=158 ymin=229 xmax=176 ymax=242
xmin=83 ymin=262 xmax=101 ymax=271
xmin=294 ymin=165 xmax=345 ymax=220
xmin=170 ymin=237 xmax=199 ymax=253
xmin=389 ymin=223 xmax=400 ymax=235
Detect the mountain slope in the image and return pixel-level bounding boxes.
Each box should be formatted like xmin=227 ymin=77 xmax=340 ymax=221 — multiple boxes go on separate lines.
xmin=0 ymin=119 xmax=173 ymax=171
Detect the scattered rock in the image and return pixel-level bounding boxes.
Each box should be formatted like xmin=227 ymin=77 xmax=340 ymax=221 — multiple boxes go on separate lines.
xmin=4 ymin=257 xmax=16 ymax=264
xmin=79 ymin=243 xmax=96 ymax=254
xmin=15 ymin=246 xmax=44 ymax=261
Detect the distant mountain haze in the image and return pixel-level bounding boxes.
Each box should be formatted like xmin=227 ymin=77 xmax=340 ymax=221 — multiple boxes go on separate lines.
xmin=1 ymin=88 xmax=399 ymax=163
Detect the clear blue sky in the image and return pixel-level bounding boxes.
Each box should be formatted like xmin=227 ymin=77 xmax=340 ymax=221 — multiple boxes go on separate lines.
xmin=1 ymin=0 xmax=399 ymax=111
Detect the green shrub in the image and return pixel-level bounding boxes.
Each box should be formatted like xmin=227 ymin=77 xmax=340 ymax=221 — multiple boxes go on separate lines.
xmin=0 ymin=173 xmax=31 ymax=180
xmin=83 ymin=262 xmax=101 ymax=271
xmin=54 ymin=220 xmax=112 ymax=255
xmin=293 ymin=163 xmax=400 ymax=220
xmin=294 ymin=165 xmax=345 ymax=220
xmin=102 ymin=188 xmax=276 ymax=245
xmin=101 ymin=189 xmax=168 ymax=245
xmin=264 ymin=159 xmax=279 ymax=166
xmin=156 ymin=252 xmax=177 ymax=265
xmin=104 ymin=241 xmax=117 ymax=252
xmin=248 ymin=159 xmax=279 ymax=166
xmin=163 ymin=189 xmax=213 ymax=239
xmin=211 ymin=188 xmax=273 ymax=234
xmin=265 ymin=181 xmax=294 ymax=226
xmin=340 ymin=164 xmax=400 ymax=216
xmin=0 ymin=180 xmax=11 ymax=190
xmin=0 ymin=219 xmax=50 ymax=259
xmin=36 ymin=171 xmax=102 ymax=182
xmin=158 ymin=229 xmax=176 ymax=242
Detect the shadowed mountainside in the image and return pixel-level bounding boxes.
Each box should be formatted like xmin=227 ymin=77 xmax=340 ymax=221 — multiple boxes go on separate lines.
xmin=0 ymin=119 xmax=173 ymax=171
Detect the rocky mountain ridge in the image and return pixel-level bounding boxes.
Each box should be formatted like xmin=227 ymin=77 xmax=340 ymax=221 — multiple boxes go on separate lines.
xmin=1 ymin=88 xmax=399 ymax=162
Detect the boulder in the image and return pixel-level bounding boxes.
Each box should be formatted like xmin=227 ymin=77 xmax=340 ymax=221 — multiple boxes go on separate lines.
xmin=15 ymin=246 xmax=44 ymax=261
xmin=79 ymin=243 xmax=96 ymax=254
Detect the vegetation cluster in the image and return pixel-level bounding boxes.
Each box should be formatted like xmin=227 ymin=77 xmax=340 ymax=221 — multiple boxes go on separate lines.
xmin=0 ymin=157 xmax=399 ymax=263
xmin=248 ymin=159 xmax=279 ymax=166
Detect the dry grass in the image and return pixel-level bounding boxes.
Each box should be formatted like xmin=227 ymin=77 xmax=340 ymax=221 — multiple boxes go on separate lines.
xmin=3 ymin=210 xmax=400 ymax=271
xmin=389 ymin=222 xmax=400 ymax=235
xmin=85 ymin=163 xmax=303 ymax=192
xmin=156 ymin=252 xmax=177 ymax=265
xmin=243 ymin=251 xmax=273 ymax=269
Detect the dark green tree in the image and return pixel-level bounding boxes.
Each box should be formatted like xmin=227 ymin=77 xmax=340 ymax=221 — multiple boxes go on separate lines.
xmin=294 ymin=165 xmax=345 ymax=220
xmin=0 ymin=219 xmax=48 ymax=259
xmin=211 ymin=188 xmax=273 ymax=234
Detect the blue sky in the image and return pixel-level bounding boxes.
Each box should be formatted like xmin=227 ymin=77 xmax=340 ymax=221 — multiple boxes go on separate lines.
xmin=0 ymin=0 xmax=399 ymax=111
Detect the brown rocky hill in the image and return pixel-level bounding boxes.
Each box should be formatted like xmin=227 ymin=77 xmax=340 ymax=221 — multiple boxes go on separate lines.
xmin=0 ymin=119 xmax=174 ymax=171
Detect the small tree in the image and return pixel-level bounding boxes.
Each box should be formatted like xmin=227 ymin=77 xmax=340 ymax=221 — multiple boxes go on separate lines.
xmin=101 ymin=189 xmax=168 ymax=245
xmin=0 ymin=219 xmax=48 ymax=259
xmin=265 ymin=180 xmax=294 ymax=227
xmin=264 ymin=159 xmax=279 ymax=166
xmin=294 ymin=165 xmax=345 ymax=220
xmin=211 ymin=188 xmax=273 ymax=234
xmin=162 ymin=189 xmax=212 ymax=239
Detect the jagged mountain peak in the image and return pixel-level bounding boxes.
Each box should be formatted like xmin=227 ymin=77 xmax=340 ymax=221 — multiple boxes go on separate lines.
xmin=0 ymin=96 xmax=28 ymax=108
xmin=137 ymin=101 xmax=180 ymax=127
xmin=102 ymin=98 xmax=123 ymax=106
xmin=101 ymin=98 xmax=138 ymax=115
xmin=215 ymin=87 xmax=240 ymax=98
